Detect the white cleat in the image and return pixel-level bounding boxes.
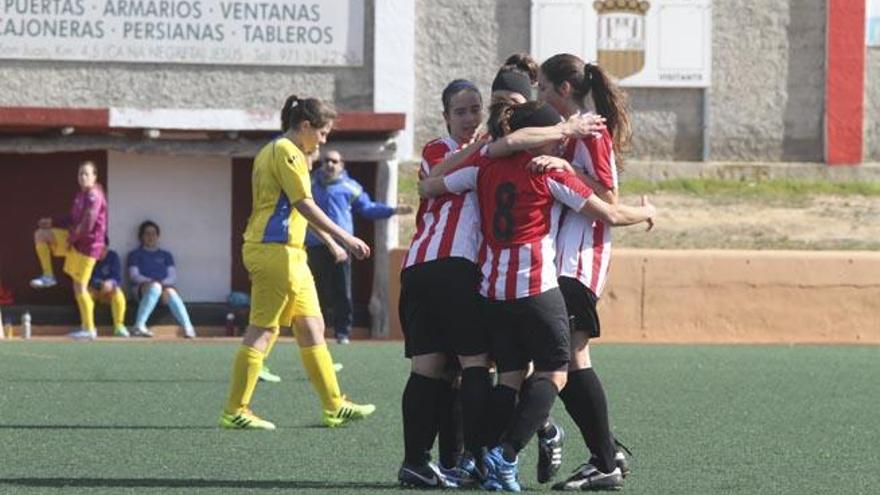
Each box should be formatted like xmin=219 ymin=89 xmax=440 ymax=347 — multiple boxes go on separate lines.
xmin=68 ymin=328 xmax=97 ymax=341
xmin=30 ymin=275 xmax=57 ymax=289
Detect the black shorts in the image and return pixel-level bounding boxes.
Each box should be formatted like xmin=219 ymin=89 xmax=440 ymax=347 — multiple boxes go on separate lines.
xmin=558 ymin=276 xmax=601 ymax=338
xmin=483 ymin=288 xmax=570 ymax=373
xmin=399 ymin=258 xmax=487 ymax=358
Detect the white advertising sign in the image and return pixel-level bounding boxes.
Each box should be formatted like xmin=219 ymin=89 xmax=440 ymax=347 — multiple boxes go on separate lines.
xmin=531 ymin=0 xmax=712 ymax=87
xmin=0 ymin=0 xmax=364 ymax=66
xmin=869 ymin=0 xmax=880 ymax=47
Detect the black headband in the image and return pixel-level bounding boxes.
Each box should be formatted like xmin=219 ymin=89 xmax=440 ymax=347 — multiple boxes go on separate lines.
xmin=510 ymin=103 xmax=562 ymax=131
xmin=491 ymin=69 xmax=533 ymax=100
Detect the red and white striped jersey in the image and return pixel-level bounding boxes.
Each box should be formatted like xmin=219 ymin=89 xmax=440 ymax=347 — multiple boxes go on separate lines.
xmin=556 ymin=126 xmax=619 ymax=297
xmin=444 ymin=151 xmax=594 ymax=301
xmin=403 ymin=137 xmax=481 ymax=269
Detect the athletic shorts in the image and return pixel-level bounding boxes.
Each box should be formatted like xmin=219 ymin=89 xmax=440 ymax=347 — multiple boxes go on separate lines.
xmin=47 ymin=228 xmax=96 ymax=284
xmin=399 ymin=257 xmax=486 ymax=358
xmin=558 ymin=276 xmax=601 ymax=338
xmin=483 ymin=288 xmax=571 ymax=373
xmin=243 ymin=242 xmax=321 ymax=329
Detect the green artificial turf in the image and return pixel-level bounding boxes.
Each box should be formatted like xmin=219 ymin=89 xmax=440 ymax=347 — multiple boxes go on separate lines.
xmin=0 ymin=341 xmax=877 ymax=494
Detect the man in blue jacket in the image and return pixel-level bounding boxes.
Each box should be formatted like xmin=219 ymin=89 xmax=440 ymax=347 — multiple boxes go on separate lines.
xmin=306 ymin=149 xmax=412 ymax=344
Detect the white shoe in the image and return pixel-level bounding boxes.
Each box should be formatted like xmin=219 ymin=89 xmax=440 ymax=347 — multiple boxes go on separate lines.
xmin=337 ymin=336 xmax=350 ymax=345
xmin=183 ymin=327 xmax=197 ymax=339
xmin=131 ymin=325 xmax=154 ymax=338
xmin=30 ymin=275 xmax=57 ymax=289
xmin=333 ymin=363 xmax=344 ymax=372
xmin=69 ymin=328 xmax=97 ymax=340
xmin=113 ymin=326 xmax=130 ymax=338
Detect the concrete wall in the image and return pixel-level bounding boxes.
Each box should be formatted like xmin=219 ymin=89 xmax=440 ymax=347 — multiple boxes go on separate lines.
xmin=0 ymin=1 xmax=376 ymax=112
xmin=866 ymin=48 xmax=880 ymax=161
xmin=413 ymin=0 xmax=530 ymax=151
xmin=387 ymin=248 xmax=880 ymax=344
xmin=107 ymin=152 xmax=231 ymax=302
xmin=413 ymin=1 xmax=828 ymax=164
xmin=708 ymin=0 xmax=826 ymax=162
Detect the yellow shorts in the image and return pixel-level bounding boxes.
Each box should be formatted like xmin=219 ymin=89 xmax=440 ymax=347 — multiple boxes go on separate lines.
xmin=49 ymin=228 xmax=70 ymax=256
xmin=64 ymin=249 xmax=97 ymax=285
xmin=243 ymin=243 xmax=321 ymax=329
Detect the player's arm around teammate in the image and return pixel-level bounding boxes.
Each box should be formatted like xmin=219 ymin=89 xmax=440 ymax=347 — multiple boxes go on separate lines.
xmin=221 ymin=95 xmax=372 ymax=432
xmin=398 ymin=80 xmax=491 ymax=488
xmin=538 ymin=54 xmax=640 ymax=489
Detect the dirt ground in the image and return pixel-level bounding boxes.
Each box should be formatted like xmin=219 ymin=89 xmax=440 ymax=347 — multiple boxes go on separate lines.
xmin=396 ymin=161 xmax=880 ymax=251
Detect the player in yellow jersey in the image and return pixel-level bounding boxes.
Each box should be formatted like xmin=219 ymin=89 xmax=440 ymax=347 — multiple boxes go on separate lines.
xmin=220 ymin=95 xmax=375 ymax=430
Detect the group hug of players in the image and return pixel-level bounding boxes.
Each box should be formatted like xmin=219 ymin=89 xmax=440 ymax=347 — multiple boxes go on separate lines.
xmin=396 ymin=53 xmax=654 ymax=492
xmin=219 ymin=52 xmax=655 ymax=492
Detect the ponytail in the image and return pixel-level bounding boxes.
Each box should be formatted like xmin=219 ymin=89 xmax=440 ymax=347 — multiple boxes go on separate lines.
xmin=584 ymin=63 xmax=631 ymax=161
xmin=487 ymin=100 xmax=517 ymax=139
xmin=541 ymin=54 xmax=631 ymax=166
xmin=280 ymin=94 xmax=337 ymax=132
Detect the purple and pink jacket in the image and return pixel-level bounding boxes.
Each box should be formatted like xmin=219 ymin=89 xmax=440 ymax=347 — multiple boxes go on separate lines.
xmin=54 ymin=185 xmax=107 ymax=259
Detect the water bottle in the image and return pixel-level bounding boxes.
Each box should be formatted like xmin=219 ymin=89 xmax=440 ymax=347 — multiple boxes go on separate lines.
xmin=22 ymin=311 xmax=32 ymax=339
xmin=225 ymin=312 xmax=236 ymax=336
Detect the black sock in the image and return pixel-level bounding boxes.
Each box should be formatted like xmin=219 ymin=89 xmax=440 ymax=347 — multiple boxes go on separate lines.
xmin=559 ymin=368 xmax=616 ymax=473
xmin=437 ymin=380 xmax=463 ymax=469
xmin=501 ymin=375 xmax=559 ymax=456
xmin=487 ymin=385 xmax=518 ymax=448
xmin=460 ymin=366 xmax=492 ymax=455
xmin=402 ymin=373 xmax=442 ymax=466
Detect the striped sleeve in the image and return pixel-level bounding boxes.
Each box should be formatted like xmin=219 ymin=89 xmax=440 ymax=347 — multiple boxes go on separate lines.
xmin=420 ymin=139 xmax=451 ymax=179
xmin=443 ymin=166 xmax=478 ymax=194
xmin=585 ymin=131 xmax=616 ymax=189
xmin=546 ymin=171 xmax=593 ymax=211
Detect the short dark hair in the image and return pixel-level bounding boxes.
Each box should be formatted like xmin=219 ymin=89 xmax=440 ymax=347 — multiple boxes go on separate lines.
xmin=138 ymin=220 xmax=160 ymax=243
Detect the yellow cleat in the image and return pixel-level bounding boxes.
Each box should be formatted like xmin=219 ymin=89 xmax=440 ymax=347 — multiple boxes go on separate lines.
xmin=322 ymin=398 xmax=376 ymax=428
xmin=219 ymin=408 xmax=276 ymax=431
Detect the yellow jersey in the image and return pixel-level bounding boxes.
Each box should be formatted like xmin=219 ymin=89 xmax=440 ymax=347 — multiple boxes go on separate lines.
xmin=243 ymin=137 xmax=312 ymax=248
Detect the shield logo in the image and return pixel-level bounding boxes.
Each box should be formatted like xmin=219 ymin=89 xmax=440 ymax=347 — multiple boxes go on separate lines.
xmin=594 ymin=0 xmax=651 ymax=79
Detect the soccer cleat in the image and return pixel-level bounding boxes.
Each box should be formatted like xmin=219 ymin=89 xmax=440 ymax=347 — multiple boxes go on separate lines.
xmin=483 ymin=446 xmax=521 ymax=492
xmin=68 ymin=328 xmax=97 ymax=340
xmin=537 ymin=422 xmax=565 ymax=483
xmin=30 ymin=275 xmax=57 ymax=289
xmin=552 ymin=463 xmax=623 ymax=491
xmin=398 ymin=461 xmax=458 ymax=489
xmin=337 ymin=336 xmax=351 ymax=345
xmin=183 ymin=327 xmax=197 ymax=339
xmin=258 ymin=365 xmax=282 ymax=383
xmin=613 ymin=438 xmax=632 ymax=478
xmin=322 ymin=398 xmax=376 ymax=427
xmin=131 ymin=325 xmax=154 ymax=338
xmin=218 ymin=409 xmax=276 ymax=431
xmin=439 ymin=455 xmax=480 ymax=488
xmin=113 ymin=325 xmax=130 ymax=337
xmin=333 ymin=362 xmax=344 ymax=372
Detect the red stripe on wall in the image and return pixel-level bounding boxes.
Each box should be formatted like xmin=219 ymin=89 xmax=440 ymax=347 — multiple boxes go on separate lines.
xmin=0 ymin=107 xmax=109 ymax=129
xmin=825 ymin=0 xmax=866 ymax=165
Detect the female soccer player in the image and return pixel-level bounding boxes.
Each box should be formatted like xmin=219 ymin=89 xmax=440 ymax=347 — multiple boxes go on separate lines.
xmin=397 ymin=79 xmax=487 ymax=489
xmin=89 ymin=240 xmax=128 ymax=337
xmin=127 ymin=221 xmax=196 ymax=338
xmin=31 ymin=160 xmax=107 ymax=340
xmin=421 ymin=100 xmax=655 ymax=491
xmin=219 ymin=95 xmax=374 ymax=431
xmin=536 ymin=53 xmax=634 ymax=490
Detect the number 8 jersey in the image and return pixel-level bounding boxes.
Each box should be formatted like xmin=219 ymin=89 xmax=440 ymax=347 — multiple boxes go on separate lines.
xmin=445 ymin=151 xmax=594 ymax=301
